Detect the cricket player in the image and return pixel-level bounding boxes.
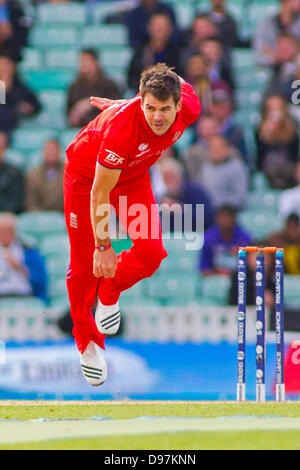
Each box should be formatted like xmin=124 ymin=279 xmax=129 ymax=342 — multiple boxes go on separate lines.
xmin=64 ymin=63 xmax=201 ymax=385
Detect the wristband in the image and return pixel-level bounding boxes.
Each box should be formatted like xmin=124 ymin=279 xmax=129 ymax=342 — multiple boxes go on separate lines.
xmin=95 ymin=243 xmax=112 ymax=252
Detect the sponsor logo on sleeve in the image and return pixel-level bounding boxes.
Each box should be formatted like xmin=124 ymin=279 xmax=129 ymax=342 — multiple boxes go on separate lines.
xmin=104 ymin=149 xmax=125 ymax=166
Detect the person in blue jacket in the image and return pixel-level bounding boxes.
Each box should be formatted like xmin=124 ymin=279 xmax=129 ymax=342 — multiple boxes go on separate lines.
xmin=0 ymin=212 xmax=48 ymax=304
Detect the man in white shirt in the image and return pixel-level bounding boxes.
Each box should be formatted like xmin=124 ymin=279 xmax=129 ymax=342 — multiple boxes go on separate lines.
xmin=279 ymin=160 xmax=300 ymax=221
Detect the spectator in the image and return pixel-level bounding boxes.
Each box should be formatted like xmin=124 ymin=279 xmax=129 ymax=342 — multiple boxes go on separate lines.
xmin=199 ymin=204 xmax=252 ymax=276
xmin=202 ymin=0 xmax=246 ymax=49
xmin=179 ymin=14 xmax=219 ymax=70
xmin=25 ymin=139 xmax=64 ymax=212
xmin=263 ymin=34 xmax=299 ymax=101
xmin=255 ymin=94 xmax=299 ymax=189
xmin=199 ymin=36 xmax=235 ymax=91
xmin=198 ymin=135 xmax=248 ymax=211
xmin=228 ymin=248 xmax=275 ymax=307
xmin=208 ymin=87 xmax=248 ymax=162
xmin=0 ymin=131 xmax=24 ymax=213
xmin=183 ymin=52 xmax=233 ymax=113
xmin=0 ymin=0 xmax=30 ymax=62
xmin=126 ymin=0 xmax=179 ymax=49
xmin=253 ymin=0 xmax=300 ymax=67
xmin=127 ymin=12 xmax=181 ymax=93
xmin=279 ymin=161 xmax=300 ymax=220
xmin=183 ymin=113 xmax=220 ymax=180
xmin=67 ymin=49 xmax=121 ymax=128
xmin=0 ymin=212 xmax=48 ymax=303
xmin=268 ymin=213 xmax=300 ymax=274
xmin=0 ymin=53 xmax=41 ymax=135
xmin=158 ymin=156 xmax=214 ymax=232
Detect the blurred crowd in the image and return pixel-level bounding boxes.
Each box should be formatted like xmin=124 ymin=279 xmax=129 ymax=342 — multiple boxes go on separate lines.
xmin=0 ymin=0 xmax=300 ymax=318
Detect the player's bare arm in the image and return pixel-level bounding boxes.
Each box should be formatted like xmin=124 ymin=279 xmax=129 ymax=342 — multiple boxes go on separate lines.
xmin=91 ymin=164 xmax=121 ymax=279
xmin=90 ymin=96 xmax=127 ymax=111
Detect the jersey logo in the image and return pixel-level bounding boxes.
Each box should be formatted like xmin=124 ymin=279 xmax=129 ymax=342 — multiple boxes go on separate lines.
xmin=172 ymin=131 xmax=182 ymax=142
xmin=104 ymin=149 xmax=125 ymax=166
xmin=138 ymin=143 xmax=148 ymax=151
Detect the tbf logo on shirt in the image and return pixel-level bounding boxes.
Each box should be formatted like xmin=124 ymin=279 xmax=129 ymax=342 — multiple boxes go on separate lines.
xmin=104 ymin=149 xmax=125 ymax=166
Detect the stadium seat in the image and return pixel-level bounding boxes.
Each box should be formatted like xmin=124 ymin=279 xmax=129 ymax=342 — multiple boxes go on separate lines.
xmin=111 ymin=238 xmax=133 ymax=254
xmin=159 ymin=250 xmax=198 ymax=274
xmin=171 ymin=3 xmax=196 ymax=30
xmin=246 ymin=189 xmax=282 ymax=212
xmin=249 ymin=2 xmax=279 ymax=26
xmin=44 ymin=49 xmax=79 ymax=70
xmin=89 ymin=2 xmax=131 ymax=24
xmin=251 ymin=172 xmax=270 ymax=191
xmin=201 ymin=275 xmax=231 ymax=305
xmin=39 ymin=90 xmax=67 ymax=111
xmin=0 ymin=296 xmax=46 ymax=312
xmin=18 ymin=111 xmax=67 ymax=131
xmin=46 ymin=255 xmax=69 ymax=278
xmin=235 ymin=89 xmax=263 ymax=110
xmin=19 ymin=47 xmax=43 ymax=71
xmin=284 ymin=275 xmax=300 ymax=307
xmin=37 ymin=2 xmax=86 ymax=25
xmin=233 ymin=109 xmax=261 ymax=129
xmin=145 ymin=273 xmax=198 ymax=302
xmin=28 ymin=25 xmax=80 ymax=49
xmin=3 ymin=149 xmax=26 ymax=170
xmin=98 ymin=47 xmax=133 ymax=71
xmin=21 ymin=69 xmax=76 ymax=92
xmin=48 ymin=277 xmax=68 ymax=300
xmin=17 ymin=211 xmax=66 ymax=242
xmin=237 ymin=209 xmax=283 ymax=240
xmin=232 ymin=48 xmax=256 ymax=69
xmin=11 ymin=128 xmax=58 ymax=153
xmin=39 ymin=233 xmax=70 ymax=258
xmin=59 ymin=128 xmax=81 ymax=151
xmin=81 ymin=24 xmax=129 ymax=48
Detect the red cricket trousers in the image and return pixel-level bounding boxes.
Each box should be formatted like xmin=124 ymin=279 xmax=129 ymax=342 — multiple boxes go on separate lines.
xmin=63 ymin=159 xmax=167 ymax=354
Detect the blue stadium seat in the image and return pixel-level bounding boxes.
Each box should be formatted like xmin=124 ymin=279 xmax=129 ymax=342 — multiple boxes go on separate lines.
xmin=19 ymin=47 xmax=43 ymax=71
xmin=39 ymin=90 xmax=67 ymax=111
xmin=44 ymin=49 xmax=79 ymax=70
xmin=11 ymin=128 xmax=58 ymax=153
xmin=81 ymin=24 xmax=129 ymax=48
xmin=201 ymin=275 xmax=231 ymax=305
xmin=21 ymin=69 xmax=76 ymax=92
xmin=37 ymin=2 xmax=86 ymax=25
xmin=28 ymin=25 xmax=80 ymax=49
xmin=237 ymin=209 xmax=283 ymax=240
xmin=17 ymin=211 xmax=66 ymax=242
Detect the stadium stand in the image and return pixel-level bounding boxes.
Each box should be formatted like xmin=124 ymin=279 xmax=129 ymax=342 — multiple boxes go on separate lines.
xmin=1 ymin=0 xmax=300 ymax=338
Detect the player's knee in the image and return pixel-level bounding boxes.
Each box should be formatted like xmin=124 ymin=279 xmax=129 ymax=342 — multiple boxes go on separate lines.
xmin=140 ymin=243 xmax=167 ymax=275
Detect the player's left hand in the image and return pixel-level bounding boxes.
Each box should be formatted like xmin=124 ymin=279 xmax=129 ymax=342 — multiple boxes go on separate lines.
xmin=93 ymin=247 xmax=118 ymax=279
xmin=90 ymin=97 xmax=114 ymax=111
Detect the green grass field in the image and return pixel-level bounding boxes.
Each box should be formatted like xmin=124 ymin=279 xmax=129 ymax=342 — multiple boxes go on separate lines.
xmin=1 ymin=401 xmax=300 ymax=450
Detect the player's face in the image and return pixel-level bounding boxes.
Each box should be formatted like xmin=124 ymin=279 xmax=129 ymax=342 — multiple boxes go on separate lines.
xmin=142 ymin=93 xmax=182 ymax=136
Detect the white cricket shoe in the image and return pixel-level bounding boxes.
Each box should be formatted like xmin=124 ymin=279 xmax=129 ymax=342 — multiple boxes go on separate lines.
xmin=80 ymin=341 xmax=107 ymax=386
xmin=95 ymin=299 xmax=121 ymax=335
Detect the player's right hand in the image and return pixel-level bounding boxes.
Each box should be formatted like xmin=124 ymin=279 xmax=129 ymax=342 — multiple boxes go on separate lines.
xmin=90 ymin=97 xmax=114 ymax=111
xmin=93 ymin=247 xmax=118 ymax=279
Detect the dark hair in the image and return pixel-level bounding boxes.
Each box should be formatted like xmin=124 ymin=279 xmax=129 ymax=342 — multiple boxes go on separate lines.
xmin=139 ymin=63 xmax=181 ymax=105
xmin=80 ymin=49 xmax=98 ymax=60
xmin=286 ymin=212 xmax=300 ymax=225
xmin=216 ymin=204 xmax=237 ymax=215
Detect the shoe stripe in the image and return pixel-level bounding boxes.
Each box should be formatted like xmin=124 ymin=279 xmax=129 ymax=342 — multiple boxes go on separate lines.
xmin=84 ymin=373 xmax=102 ymax=380
xmin=81 ymin=367 xmax=102 ymax=376
xmin=81 ymin=364 xmax=103 ymax=373
xmin=101 ymin=312 xmax=120 ymax=327
xmin=100 ymin=310 xmax=120 ymax=323
xmin=102 ymin=319 xmax=120 ymax=330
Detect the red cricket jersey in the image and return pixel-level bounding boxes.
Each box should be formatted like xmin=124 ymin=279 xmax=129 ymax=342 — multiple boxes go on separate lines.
xmin=66 ymin=82 xmax=201 ymax=185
